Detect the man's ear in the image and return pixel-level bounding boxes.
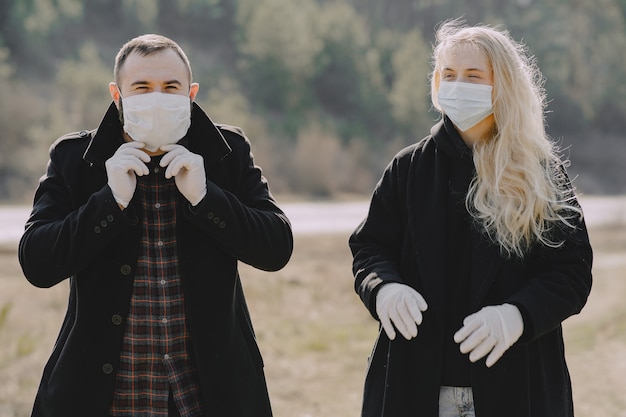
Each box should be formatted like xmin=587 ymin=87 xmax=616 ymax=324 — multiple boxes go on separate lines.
xmin=189 ymin=83 xmax=199 ymax=101
xmin=109 ymin=82 xmax=121 ymax=104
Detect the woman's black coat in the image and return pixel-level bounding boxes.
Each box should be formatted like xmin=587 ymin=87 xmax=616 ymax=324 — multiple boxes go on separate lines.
xmin=349 ymin=120 xmax=593 ymax=417
xmin=19 ymin=103 xmax=293 ymax=417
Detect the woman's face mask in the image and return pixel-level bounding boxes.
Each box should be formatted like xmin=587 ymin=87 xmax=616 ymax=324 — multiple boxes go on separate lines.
xmin=120 ymin=92 xmax=191 ymax=152
xmin=437 ymin=81 xmax=493 ymax=131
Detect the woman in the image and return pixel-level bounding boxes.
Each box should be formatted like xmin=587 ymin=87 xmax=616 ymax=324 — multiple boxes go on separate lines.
xmin=349 ymin=20 xmax=592 ymax=417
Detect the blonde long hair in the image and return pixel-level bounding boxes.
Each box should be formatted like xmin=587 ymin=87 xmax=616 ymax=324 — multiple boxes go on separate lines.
xmin=431 ymin=20 xmax=582 ymax=258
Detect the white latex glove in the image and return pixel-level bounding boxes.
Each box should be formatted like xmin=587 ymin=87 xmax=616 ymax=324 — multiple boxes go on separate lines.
xmin=105 ymin=141 xmax=150 ymax=208
xmin=375 ymin=283 xmax=428 ymax=340
xmin=454 ymin=304 xmax=524 ymax=367
xmin=159 ymin=144 xmax=207 ymax=206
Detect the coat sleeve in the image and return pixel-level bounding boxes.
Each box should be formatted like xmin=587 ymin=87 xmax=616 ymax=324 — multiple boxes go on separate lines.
xmin=183 ymin=131 xmax=293 ymax=272
xmin=349 ymin=153 xmax=411 ymax=318
xmin=503 ymin=162 xmax=593 ymax=341
xmin=18 ymin=137 xmax=135 ymax=288
xmin=506 ymin=198 xmax=593 ymax=342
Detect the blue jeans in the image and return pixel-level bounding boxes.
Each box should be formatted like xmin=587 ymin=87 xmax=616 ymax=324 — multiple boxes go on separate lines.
xmin=439 ymin=386 xmax=475 ymax=417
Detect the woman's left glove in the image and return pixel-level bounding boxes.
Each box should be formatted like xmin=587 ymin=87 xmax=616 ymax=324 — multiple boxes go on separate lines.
xmin=160 ymin=144 xmax=207 ymax=206
xmin=454 ymin=304 xmax=524 ymax=367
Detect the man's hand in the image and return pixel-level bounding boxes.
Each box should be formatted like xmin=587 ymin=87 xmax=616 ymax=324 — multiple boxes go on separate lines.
xmin=376 ymin=282 xmax=428 ymax=340
xmin=160 ymin=144 xmax=207 ymax=206
xmin=105 ymin=141 xmax=150 ymax=209
xmin=454 ymin=304 xmax=524 ymax=367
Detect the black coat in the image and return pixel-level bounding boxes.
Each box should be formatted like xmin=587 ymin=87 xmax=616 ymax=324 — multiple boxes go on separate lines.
xmin=19 ymin=103 xmax=293 ymax=417
xmin=349 ymin=120 xmax=593 ymax=417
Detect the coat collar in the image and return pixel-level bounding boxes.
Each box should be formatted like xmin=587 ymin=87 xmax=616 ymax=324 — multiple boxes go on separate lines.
xmin=83 ymin=102 xmax=232 ymax=168
xmin=434 ymin=116 xmax=473 ymax=161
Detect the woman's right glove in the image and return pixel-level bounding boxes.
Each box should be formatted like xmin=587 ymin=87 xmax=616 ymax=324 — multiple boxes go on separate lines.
xmin=375 ymin=282 xmax=428 ymax=340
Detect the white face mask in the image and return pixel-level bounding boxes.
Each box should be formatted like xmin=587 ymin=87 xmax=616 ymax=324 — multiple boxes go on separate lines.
xmin=120 ymin=92 xmax=191 ymax=152
xmin=437 ymin=81 xmax=493 ymax=131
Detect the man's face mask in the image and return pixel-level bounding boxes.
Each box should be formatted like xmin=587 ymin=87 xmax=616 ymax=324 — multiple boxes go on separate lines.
xmin=119 ymin=92 xmax=191 ymax=152
xmin=437 ymin=81 xmax=493 ymax=132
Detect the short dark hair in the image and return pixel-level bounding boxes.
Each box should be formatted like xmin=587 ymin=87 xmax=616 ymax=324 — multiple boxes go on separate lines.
xmin=114 ymin=34 xmax=192 ymax=85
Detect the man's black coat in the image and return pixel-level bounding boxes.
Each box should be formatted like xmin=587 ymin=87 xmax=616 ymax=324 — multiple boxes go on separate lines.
xmin=19 ymin=103 xmax=293 ymax=417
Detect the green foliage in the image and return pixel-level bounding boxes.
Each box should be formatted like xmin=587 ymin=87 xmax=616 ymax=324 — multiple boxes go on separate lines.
xmin=237 ymin=0 xmax=325 ymax=113
xmin=54 ymin=42 xmax=113 ymax=128
xmin=122 ymin=0 xmax=158 ymax=30
xmin=506 ymin=0 xmax=626 ymax=129
xmin=387 ymin=29 xmax=432 ymax=128
xmin=0 ymin=44 xmax=13 ymax=79
xmin=0 ymin=44 xmax=46 ymax=200
xmin=1 ymin=0 xmax=625 ymax=201
xmin=19 ymin=0 xmax=82 ymax=35
xmin=313 ymin=3 xmax=380 ymax=120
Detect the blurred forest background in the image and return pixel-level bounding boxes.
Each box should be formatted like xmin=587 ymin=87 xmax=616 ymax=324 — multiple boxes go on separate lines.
xmin=1 ymin=0 xmax=625 ymax=202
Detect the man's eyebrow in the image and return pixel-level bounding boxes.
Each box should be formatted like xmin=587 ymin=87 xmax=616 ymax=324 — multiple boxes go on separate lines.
xmin=129 ymin=80 xmax=183 ymax=87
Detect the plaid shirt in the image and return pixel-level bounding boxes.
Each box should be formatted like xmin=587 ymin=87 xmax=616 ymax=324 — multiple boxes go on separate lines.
xmin=110 ymin=160 xmax=204 ymax=417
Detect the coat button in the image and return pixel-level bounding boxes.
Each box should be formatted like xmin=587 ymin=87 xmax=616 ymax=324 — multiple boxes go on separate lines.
xmin=100 ymin=220 xmax=108 ymax=227
xmin=219 ymin=221 xmax=226 ymax=229
xmin=102 ymin=363 xmax=114 ymax=374
xmin=94 ymin=226 xmax=101 ymax=234
xmin=111 ymin=314 xmax=123 ymax=325
xmin=207 ymin=212 xmax=215 ymax=220
xmin=213 ymin=217 xmax=220 ymax=224
xmin=106 ymin=215 xmax=114 ymax=222
xmin=120 ymin=264 xmax=132 ymax=275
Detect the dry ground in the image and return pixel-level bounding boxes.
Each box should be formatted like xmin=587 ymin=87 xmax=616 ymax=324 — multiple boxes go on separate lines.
xmin=0 ymin=223 xmax=624 ymax=417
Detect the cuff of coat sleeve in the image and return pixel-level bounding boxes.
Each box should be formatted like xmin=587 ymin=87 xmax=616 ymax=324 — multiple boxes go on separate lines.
xmin=507 ymin=301 xmax=533 ymax=342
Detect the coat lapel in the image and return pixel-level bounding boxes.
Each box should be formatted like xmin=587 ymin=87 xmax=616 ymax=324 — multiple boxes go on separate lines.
xmin=406 ymin=123 xmax=449 ymax=320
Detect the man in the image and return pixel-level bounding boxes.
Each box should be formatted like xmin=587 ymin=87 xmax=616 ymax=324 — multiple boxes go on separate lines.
xmin=19 ymin=34 xmax=293 ymax=417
